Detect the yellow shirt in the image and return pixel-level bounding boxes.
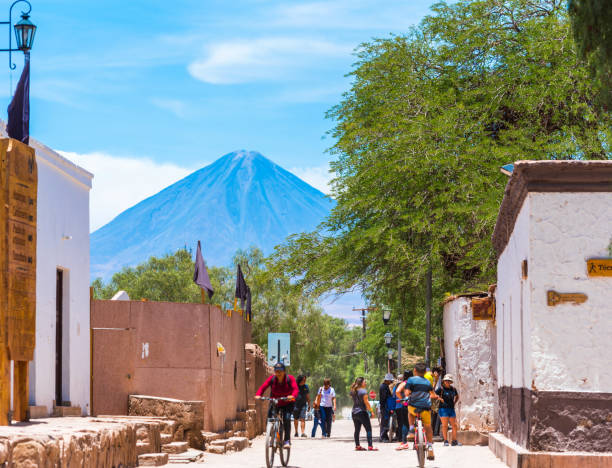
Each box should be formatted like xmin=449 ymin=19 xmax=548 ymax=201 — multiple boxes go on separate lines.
xmin=424 ymin=371 xmax=434 ymax=387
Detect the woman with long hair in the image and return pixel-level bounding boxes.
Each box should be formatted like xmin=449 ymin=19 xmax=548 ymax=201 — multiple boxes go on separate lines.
xmin=350 ymin=377 xmax=378 ymax=451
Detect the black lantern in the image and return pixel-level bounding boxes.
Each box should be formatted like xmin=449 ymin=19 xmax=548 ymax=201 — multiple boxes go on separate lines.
xmin=382 ymin=308 xmax=391 ymax=325
xmin=14 ymin=13 xmax=35 ymax=52
xmin=384 ymin=331 xmax=393 ymax=347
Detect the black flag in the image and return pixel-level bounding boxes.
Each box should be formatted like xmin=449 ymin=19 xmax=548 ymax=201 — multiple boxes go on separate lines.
xmin=235 ymin=265 xmax=252 ymax=320
xmin=7 ymin=57 xmax=30 ymax=145
xmin=193 ymin=241 xmax=214 ymax=299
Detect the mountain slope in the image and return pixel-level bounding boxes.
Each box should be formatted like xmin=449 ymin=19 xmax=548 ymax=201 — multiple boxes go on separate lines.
xmin=91 ymin=150 xmax=333 ymax=279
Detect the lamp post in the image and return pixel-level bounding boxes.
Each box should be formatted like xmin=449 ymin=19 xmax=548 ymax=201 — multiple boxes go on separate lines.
xmin=0 ymin=0 xmax=36 ymax=69
xmin=382 ymin=308 xmax=391 ymax=326
xmin=384 ymin=331 xmax=393 ymax=373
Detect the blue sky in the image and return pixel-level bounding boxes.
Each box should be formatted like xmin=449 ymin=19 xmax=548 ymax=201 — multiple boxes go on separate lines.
xmin=1 ymin=0 xmax=437 ymax=233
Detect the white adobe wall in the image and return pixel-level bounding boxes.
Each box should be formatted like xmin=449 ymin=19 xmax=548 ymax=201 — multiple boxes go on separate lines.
xmin=496 ymin=197 xmax=531 ymax=392
xmin=528 ymin=192 xmax=612 ymax=393
xmin=443 ymin=297 xmax=497 ymax=431
xmin=30 ymin=142 xmax=92 ymax=414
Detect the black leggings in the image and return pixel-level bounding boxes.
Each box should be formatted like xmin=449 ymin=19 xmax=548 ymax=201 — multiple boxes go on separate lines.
xmin=268 ymin=403 xmax=294 ymax=442
xmin=352 ymin=412 xmax=373 ymax=447
xmin=396 ymin=406 xmax=409 ymax=442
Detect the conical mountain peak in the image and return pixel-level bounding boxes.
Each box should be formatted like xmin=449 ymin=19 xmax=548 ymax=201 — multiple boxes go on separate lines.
xmin=91 ymin=150 xmax=333 ymax=280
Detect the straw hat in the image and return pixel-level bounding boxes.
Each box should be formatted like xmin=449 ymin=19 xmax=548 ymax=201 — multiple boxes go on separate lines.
xmin=442 ymin=374 xmax=454 ymax=382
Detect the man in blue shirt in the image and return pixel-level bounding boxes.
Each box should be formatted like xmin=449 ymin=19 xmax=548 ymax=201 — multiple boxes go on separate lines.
xmin=402 ymin=362 xmax=443 ymax=460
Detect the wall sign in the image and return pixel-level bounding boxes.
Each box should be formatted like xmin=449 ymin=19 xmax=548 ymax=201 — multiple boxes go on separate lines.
xmin=586 ymin=258 xmax=612 ymax=277
xmin=547 ymin=290 xmax=587 ymax=307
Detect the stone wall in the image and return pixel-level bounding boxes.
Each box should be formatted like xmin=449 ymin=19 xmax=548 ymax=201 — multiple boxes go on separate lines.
xmin=245 ymin=343 xmax=272 ymax=435
xmin=443 ymin=296 xmax=497 ymax=432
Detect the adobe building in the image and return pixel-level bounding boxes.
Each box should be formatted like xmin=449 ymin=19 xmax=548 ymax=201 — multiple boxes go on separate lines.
xmin=442 ymin=291 xmax=497 ymax=436
xmin=491 ymin=160 xmax=612 ymax=463
xmin=0 ymin=132 xmax=93 ymax=419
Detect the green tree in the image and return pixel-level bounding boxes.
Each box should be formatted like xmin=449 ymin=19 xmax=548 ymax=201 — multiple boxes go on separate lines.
xmin=569 ymin=0 xmax=612 ymax=107
xmin=270 ymin=0 xmax=611 ymax=360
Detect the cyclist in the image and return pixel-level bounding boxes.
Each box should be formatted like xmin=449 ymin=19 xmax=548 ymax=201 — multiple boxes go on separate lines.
xmin=255 ymin=362 xmax=298 ymax=447
xmin=402 ymin=363 xmax=443 ymax=460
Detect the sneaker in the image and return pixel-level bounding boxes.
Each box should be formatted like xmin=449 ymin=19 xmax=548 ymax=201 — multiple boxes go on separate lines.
xmin=301 ymin=433 xmax=307 ymax=438
xmin=294 ymin=432 xmax=298 ymax=437
xmin=427 ymin=446 xmax=435 ymax=460
xmin=395 ymin=442 xmax=410 ymax=451
xmin=444 ymin=440 xmax=449 ymax=446
xmin=283 ymin=441 xmax=291 ymax=448
xmin=368 ymin=446 xmax=379 ymax=451
xmin=451 ymin=440 xmax=462 ymax=446
xmin=355 ymin=445 xmax=366 ymax=451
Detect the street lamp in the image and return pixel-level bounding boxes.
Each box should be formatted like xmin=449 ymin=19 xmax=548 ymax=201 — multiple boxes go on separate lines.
xmin=0 ymin=0 xmax=36 ymax=69
xmin=382 ymin=308 xmax=391 ymax=325
xmin=384 ymin=331 xmax=393 ymax=347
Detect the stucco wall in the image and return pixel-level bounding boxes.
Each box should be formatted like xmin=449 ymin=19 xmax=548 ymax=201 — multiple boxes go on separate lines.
xmin=443 ymin=297 xmax=497 ymax=431
xmin=30 ymin=142 xmax=92 ymax=414
xmin=529 ymin=192 xmax=612 ymax=392
xmin=92 ymin=300 xmax=251 ymax=432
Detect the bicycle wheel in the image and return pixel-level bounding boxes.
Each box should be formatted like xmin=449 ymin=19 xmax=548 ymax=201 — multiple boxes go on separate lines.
xmin=265 ymin=421 xmax=276 ymax=468
xmin=416 ymin=422 xmax=426 ymax=468
xmin=279 ymin=420 xmax=291 ymax=467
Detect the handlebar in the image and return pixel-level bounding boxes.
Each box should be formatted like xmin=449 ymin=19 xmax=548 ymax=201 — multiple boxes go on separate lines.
xmin=256 ymin=396 xmax=292 ymax=404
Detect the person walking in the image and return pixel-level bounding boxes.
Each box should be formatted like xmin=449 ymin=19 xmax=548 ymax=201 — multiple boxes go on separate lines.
xmin=436 ymin=374 xmax=462 ymax=446
xmin=293 ymin=375 xmax=310 ymax=437
xmin=379 ymin=373 xmax=394 ymax=442
xmin=315 ymin=378 xmax=336 ymax=437
xmin=394 ymin=370 xmax=412 ymax=448
xmin=351 ymin=377 xmax=378 ymax=451
xmin=311 ymin=402 xmax=327 ymax=438
xmin=432 ymin=366 xmax=444 ymax=437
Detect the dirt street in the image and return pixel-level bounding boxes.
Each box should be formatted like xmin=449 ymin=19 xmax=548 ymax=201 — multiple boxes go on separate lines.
xmin=169 ymin=418 xmax=508 ymax=468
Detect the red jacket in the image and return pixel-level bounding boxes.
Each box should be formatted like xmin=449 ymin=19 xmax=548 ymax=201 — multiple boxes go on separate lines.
xmin=256 ymin=374 xmax=299 ymax=406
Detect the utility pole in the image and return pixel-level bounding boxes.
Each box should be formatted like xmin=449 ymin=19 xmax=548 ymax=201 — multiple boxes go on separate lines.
xmin=353 ymin=307 xmax=377 ymax=374
xmin=397 ymin=316 xmax=402 ymax=374
xmin=425 ymin=266 xmax=432 ymax=368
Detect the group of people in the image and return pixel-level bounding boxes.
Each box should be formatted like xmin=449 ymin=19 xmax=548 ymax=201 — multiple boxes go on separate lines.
xmin=254 ymin=362 xmax=337 ymax=448
xmin=377 ymin=363 xmax=461 ymax=460
xmin=254 ymin=360 xmax=461 ymax=462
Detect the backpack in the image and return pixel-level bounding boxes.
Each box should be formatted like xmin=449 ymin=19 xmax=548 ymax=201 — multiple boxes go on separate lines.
xmin=387 ymin=384 xmax=398 ymax=411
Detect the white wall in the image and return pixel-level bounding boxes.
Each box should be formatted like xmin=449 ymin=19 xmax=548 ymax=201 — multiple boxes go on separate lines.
xmin=496 ymin=197 xmax=531 ymax=391
xmin=529 ymin=192 xmax=612 ymax=393
xmin=443 ymin=297 xmax=497 ymax=431
xmin=30 ymin=141 xmax=92 ymax=414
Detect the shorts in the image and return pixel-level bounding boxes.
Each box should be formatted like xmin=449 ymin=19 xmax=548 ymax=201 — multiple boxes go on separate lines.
xmin=293 ymin=405 xmax=307 ymax=420
xmin=438 ymin=407 xmax=456 ymax=418
xmin=408 ymin=406 xmax=432 ymax=426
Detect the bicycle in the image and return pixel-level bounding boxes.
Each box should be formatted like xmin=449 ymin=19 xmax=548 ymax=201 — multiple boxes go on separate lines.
xmin=259 ymin=396 xmax=291 ymax=468
xmin=400 ymin=398 xmax=428 ymax=468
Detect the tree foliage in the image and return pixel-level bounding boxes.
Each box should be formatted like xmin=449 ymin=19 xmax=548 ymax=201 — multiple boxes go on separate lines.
xmin=569 ymin=0 xmax=612 ymax=107
xmin=270 ymin=0 xmax=611 ymax=360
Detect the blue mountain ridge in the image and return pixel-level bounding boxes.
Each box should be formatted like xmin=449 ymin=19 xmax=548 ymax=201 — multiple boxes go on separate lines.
xmin=91 ymin=150 xmax=334 ymax=280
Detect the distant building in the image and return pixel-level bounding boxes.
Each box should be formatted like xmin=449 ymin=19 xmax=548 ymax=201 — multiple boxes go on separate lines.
xmin=1 ymin=127 xmax=93 ymax=416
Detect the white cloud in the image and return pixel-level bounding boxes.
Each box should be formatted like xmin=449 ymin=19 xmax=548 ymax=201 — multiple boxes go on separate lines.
xmin=188 ymin=37 xmax=352 ymax=84
xmin=150 ymin=98 xmax=189 ymax=118
xmin=289 ymin=164 xmax=333 ymax=194
xmin=58 ymin=151 xmax=195 ymax=232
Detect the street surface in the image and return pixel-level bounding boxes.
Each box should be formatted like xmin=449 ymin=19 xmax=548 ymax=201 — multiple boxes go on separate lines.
xmin=169 ymin=418 xmax=508 ymax=468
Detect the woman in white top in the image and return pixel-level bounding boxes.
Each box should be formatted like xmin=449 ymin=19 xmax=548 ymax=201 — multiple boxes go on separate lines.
xmin=315 ymin=378 xmax=336 ymax=437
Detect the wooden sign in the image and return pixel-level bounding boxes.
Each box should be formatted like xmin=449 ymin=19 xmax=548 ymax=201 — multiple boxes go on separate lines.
xmin=471 ymin=296 xmax=495 ymax=320
xmin=586 ymin=258 xmax=612 ymax=277
xmin=547 ymin=290 xmax=587 ymax=307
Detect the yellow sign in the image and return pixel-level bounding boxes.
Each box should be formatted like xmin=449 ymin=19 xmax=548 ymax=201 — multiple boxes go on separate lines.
xmin=587 ymin=258 xmax=612 ymax=277
xmin=547 ymin=291 xmax=587 ymax=307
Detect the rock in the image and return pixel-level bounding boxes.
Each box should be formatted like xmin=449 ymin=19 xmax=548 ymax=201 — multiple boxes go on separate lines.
xmin=228 ymin=436 xmax=249 ymax=451
xmin=137 ymin=441 xmax=152 ymax=455
xmin=162 ymin=441 xmax=188 ymax=454
xmin=138 ymin=452 xmax=169 ymax=466
xmin=160 ymin=433 xmax=173 ymax=444
xmin=207 ymin=445 xmax=226 ymax=454
xmin=11 ymin=439 xmax=45 ymax=467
